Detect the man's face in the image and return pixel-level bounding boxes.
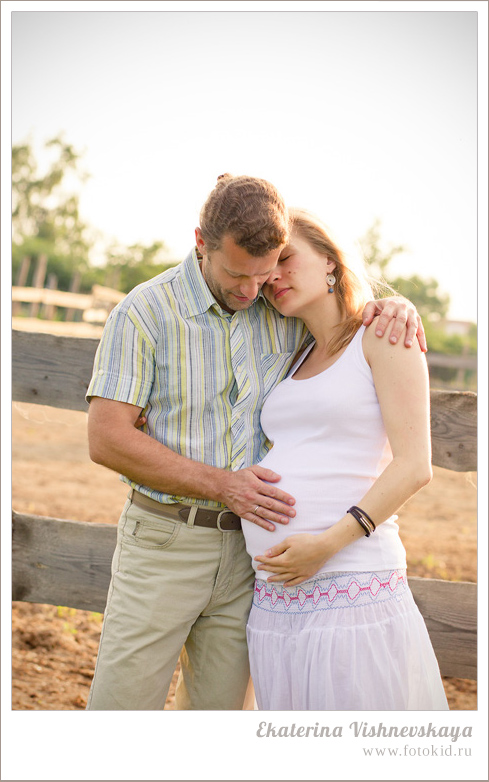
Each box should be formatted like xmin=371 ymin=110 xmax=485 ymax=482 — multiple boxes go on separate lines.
xmin=195 ymin=230 xmax=283 ymax=314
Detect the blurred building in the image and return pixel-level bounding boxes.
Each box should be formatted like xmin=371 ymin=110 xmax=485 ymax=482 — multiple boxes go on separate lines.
xmin=441 ymin=319 xmax=475 ymax=337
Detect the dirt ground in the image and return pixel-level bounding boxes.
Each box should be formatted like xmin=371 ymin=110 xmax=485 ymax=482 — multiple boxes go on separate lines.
xmin=11 ymin=402 xmax=478 ymax=711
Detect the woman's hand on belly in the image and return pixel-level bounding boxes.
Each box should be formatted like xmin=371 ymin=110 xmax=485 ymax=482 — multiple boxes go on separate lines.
xmin=254 ymin=529 xmax=341 ymax=586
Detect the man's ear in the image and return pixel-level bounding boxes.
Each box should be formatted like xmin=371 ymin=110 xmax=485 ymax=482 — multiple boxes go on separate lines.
xmin=195 ymin=227 xmax=206 ymax=253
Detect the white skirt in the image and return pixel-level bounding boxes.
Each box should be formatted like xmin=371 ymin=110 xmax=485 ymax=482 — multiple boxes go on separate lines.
xmin=246 ymin=570 xmax=449 ymax=711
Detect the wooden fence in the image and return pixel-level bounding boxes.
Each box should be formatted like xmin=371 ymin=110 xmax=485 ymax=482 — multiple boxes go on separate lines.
xmin=12 ymin=283 xmax=125 ymax=325
xmin=11 ymin=330 xmax=478 ymax=681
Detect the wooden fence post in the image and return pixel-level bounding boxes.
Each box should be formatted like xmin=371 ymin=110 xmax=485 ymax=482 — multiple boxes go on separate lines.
xmin=65 ymin=271 xmax=81 ymax=322
xmin=13 ymin=257 xmax=31 ymax=315
xmin=29 ymin=254 xmax=48 ymax=318
xmin=42 ymin=274 xmax=58 ymax=320
xmin=15 ymin=256 xmax=31 ymax=286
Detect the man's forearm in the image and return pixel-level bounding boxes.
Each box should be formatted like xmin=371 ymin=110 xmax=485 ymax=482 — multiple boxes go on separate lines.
xmin=87 ymin=397 xmax=296 ymax=527
xmin=89 ymin=422 xmax=226 ymax=503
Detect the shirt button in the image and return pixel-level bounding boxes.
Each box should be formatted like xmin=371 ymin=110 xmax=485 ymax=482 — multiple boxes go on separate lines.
xmin=98 ymin=370 xmax=104 ymax=375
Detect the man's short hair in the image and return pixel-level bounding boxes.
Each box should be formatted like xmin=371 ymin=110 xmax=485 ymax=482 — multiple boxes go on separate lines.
xmin=199 ymin=174 xmax=289 ymax=256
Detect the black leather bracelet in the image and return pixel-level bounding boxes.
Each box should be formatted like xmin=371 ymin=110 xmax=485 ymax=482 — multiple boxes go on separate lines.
xmin=347 ymin=506 xmax=376 ymax=537
xmin=350 ymin=505 xmax=376 ymax=531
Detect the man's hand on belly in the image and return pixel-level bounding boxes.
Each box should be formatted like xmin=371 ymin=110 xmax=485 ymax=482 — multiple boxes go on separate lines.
xmin=219 ymin=465 xmax=296 ymax=532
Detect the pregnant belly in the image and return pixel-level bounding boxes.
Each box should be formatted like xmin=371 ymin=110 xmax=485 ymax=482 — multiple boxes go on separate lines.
xmin=239 ymin=450 xmax=374 ymax=579
xmin=241 ymin=516 xmax=295 ymax=579
xmin=240 ymin=481 xmax=328 ymax=580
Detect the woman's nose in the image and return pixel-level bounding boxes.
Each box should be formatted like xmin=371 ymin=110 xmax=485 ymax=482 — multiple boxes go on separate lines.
xmin=266 ymin=266 xmax=281 ymax=284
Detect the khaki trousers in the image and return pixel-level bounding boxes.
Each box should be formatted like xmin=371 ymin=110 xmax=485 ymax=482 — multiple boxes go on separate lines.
xmin=86 ymin=497 xmax=255 ymax=710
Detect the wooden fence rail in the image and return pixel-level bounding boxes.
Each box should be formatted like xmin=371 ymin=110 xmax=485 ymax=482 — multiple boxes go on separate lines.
xmin=11 ymin=510 xmax=477 ymax=681
xmin=426 ymin=352 xmax=477 ymax=371
xmin=11 ymin=330 xmax=478 ymax=681
xmin=12 ymin=284 xmax=125 ymax=324
xmin=12 ymin=286 xmax=93 ymax=310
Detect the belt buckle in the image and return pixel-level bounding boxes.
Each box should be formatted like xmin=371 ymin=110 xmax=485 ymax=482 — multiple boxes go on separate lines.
xmin=217 ymin=510 xmax=236 ymax=532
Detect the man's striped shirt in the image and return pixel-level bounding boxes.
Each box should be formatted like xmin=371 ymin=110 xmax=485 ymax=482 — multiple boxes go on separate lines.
xmin=86 ymin=247 xmax=308 ymax=507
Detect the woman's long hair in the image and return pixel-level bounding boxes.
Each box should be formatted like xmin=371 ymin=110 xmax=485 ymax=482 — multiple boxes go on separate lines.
xmin=289 ymin=208 xmax=388 ymax=356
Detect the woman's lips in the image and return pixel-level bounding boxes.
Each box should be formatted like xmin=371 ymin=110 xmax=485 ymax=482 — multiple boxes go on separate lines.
xmin=273 ymin=287 xmax=290 ymax=300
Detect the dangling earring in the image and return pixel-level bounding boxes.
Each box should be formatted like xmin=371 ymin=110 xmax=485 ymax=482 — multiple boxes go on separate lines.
xmin=326 ymin=273 xmax=336 ymax=293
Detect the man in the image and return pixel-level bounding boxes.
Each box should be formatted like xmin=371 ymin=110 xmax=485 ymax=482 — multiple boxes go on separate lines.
xmin=86 ymin=174 xmax=424 ymax=710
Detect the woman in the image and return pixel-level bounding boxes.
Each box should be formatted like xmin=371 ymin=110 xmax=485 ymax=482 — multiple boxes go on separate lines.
xmin=241 ymin=209 xmax=448 ymax=711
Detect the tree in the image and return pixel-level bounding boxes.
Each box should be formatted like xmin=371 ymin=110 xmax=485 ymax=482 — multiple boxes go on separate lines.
xmin=358 ymin=220 xmax=452 ymax=325
xmin=358 ymin=218 xmax=406 ymax=280
xmin=12 ymin=136 xmax=94 ymax=291
xmin=102 ymin=241 xmax=174 ymax=293
xmin=388 ymin=274 xmax=450 ymax=322
xmin=12 ymin=137 xmax=176 ymax=298
xmin=358 ymin=219 xmax=475 ymax=392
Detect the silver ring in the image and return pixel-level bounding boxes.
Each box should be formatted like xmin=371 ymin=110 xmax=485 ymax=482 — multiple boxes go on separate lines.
xmin=253 ymin=505 xmax=260 ymax=515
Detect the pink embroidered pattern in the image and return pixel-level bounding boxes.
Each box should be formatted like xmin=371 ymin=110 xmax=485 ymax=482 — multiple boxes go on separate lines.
xmin=253 ymin=570 xmax=407 ymax=614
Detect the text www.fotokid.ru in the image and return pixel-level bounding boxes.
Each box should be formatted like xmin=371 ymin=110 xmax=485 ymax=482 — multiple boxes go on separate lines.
xmin=362 ymin=744 xmax=472 ymax=757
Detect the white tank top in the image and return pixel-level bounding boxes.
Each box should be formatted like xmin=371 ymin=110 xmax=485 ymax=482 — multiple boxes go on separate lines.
xmin=242 ymin=325 xmax=407 ymax=580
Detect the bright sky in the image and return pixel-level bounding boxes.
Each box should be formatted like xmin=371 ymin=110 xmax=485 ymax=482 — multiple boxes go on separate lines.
xmin=7 ymin=2 xmax=484 ymax=322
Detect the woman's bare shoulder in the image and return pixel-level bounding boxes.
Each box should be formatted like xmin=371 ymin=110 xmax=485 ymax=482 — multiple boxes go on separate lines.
xmin=362 ymin=317 xmax=421 ymax=365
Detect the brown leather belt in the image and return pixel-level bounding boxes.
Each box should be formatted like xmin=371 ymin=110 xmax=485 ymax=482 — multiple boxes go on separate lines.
xmin=130 ymin=490 xmax=242 ymax=531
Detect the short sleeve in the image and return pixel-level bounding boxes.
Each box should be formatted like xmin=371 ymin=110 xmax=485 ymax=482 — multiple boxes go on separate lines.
xmin=86 ymin=305 xmax=155 ymax=408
